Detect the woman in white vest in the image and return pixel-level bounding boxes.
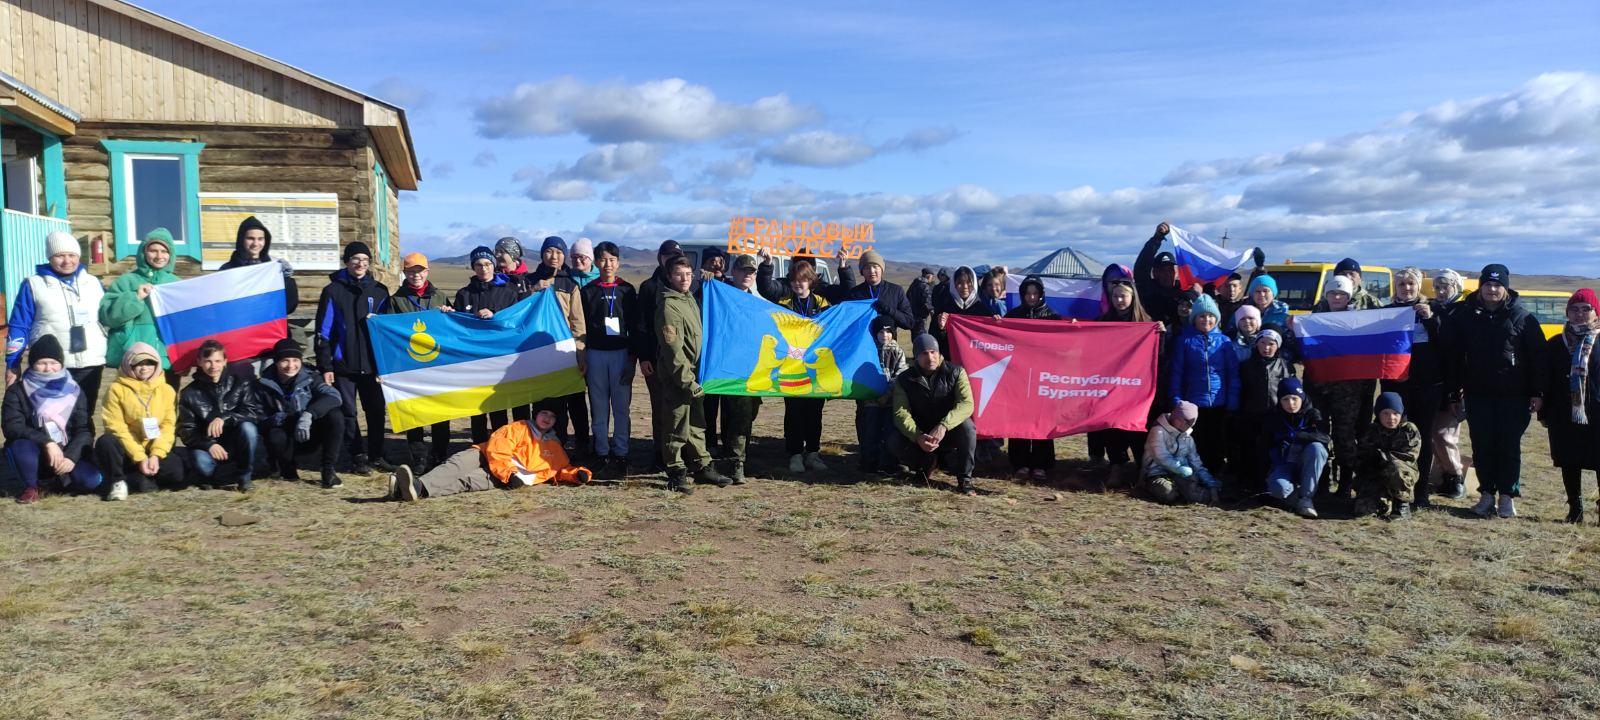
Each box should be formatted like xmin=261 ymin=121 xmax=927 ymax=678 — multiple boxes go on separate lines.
xmin=4 ymin=231 xmax=109 ymax=423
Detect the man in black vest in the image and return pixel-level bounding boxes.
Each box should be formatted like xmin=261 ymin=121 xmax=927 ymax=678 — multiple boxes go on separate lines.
xmin=891 ymin=333 xmax=978 ymax=495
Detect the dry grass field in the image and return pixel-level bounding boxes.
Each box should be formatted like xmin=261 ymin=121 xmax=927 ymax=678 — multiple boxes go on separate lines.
xmin=4 ymin=366 xmax=1600 ymax=719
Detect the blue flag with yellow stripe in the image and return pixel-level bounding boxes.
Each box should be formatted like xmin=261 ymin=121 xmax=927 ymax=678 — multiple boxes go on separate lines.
xmin=700 ymin=280 xmax=888 ymax=399
xmin=368 ymin=291 xmax=586 ymax=432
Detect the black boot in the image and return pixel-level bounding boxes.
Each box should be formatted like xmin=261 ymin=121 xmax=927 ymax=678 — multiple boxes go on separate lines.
xmin=1562 ymin=468 xmax=1584 ymax=524
xmin=694 ymin=464 xmax=732 ymax=488
xmin=350 ymin=454 xmax=374 ymax=475
xmin=321 ymin=468 xmax=342 ymax=489
xmin=726 ymin=461 xmax=747 ymax=485
xmin=666 ymin=469 xmax=693 ymax=494
xmin=1388 ymin=501 xmax=1410 ymax=520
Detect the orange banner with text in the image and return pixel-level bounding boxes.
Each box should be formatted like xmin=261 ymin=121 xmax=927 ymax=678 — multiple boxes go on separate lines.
xmin=727 ymin=218 xmax=874 ymax=259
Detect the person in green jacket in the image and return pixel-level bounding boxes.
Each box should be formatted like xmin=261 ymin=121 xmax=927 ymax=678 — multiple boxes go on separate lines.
xmin=99 ymin=229 xmax=179 ymax=387
xmin=655 ymin=252 xmax=731 ymax=494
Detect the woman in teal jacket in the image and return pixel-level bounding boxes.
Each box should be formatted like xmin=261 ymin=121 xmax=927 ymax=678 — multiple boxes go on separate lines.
xmin=99 ymin=229 xmax=180 ymax=386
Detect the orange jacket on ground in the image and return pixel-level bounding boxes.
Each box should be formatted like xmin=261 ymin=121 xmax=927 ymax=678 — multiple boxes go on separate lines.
xmin=474 ymin=420 xmax=590 ymax=486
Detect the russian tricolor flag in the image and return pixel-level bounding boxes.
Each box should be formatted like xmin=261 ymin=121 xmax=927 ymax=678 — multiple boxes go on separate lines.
xmin=1293 ymin=306 xmax=1414 ymax=383
xmin=150 ymin=263 xmax=287 ymax=371
xmin=1005 ymin=274 xmax=1102 ymax=320
xmin=1169 ymin=226 xmax=1252 ymax=288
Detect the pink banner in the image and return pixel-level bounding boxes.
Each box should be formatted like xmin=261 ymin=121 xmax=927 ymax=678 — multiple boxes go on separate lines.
xmin=946 ymin=315 xmax=1163 ymax=439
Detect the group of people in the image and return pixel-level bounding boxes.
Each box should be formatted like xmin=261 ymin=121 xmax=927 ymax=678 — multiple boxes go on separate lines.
xmin=5 ymin=222 xmax=1597 ymax=525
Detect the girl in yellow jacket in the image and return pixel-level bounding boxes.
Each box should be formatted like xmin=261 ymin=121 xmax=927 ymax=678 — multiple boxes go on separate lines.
xmin=93 ymin=342 xmax=184 ymax=500
xmin=387 ymin=401 xmax=591 ymax=501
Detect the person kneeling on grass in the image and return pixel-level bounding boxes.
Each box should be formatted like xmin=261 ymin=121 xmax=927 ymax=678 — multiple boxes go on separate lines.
xmin=1140 ymin=400 xmax=1220 ymax=505
xmin=1355 ymin=392 xmax=1422 ymax=520
xmin=388 ymin=402 xmax=591 ymax=501
xmin=95 ymin=343 xmax=184 ymax=500
xmin=178 ymin=340 xmax=263 ymax=492
xmin=1263 ymin=378 xmax=1329 ymax=519
xmin=3 ymin=334 xmax=103 ymax=503
xmin=891 ymin=333 xmax=978 ymax=496
xmin=255 ymin=339 xmax=345 ymax=488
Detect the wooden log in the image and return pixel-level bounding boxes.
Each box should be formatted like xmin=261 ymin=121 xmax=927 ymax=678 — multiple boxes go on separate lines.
xmin=199 ymin=148 xmax=359 ymax=167
xmin=65 ymin=179 xmax=110 ymax=198
xmin=199 ymin=165 xmax=360 ymax=184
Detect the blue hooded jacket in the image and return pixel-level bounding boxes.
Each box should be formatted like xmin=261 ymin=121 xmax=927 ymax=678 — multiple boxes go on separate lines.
xmin=1168 ymin=296 xmax=1240 ymax=410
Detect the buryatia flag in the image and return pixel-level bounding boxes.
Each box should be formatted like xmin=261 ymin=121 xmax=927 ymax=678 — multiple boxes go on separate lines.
xmin=1293 ymin=306 xmax=1414 ymax=383
xmin=150 ymin=263 xmax=286 ymax=371
xmin=700 ymin=279 xmax=888 ymax=399
xmin=1004 ymin=274 xmax=1101 ymax=320
xmin=1169 ymin=226 xmax=1252 ymax=288
xmin=367 ymin=291 xmax=586 ymax=432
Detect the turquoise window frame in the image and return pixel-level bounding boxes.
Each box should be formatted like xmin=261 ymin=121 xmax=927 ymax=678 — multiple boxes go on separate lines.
xmin=373 ymin=158 xmax=390 ymax=264
xmin=101 ymin=139 xmax=204 ymax=260
xmin=0 ymin=109 xmax=68 ymax=218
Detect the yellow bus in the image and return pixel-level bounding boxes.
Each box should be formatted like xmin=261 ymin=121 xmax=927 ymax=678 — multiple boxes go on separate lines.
xmin=1517 ymin=290 xmax=1570 ymax=340
xmin=1263 ymin=262 xmax=1393 ymax=315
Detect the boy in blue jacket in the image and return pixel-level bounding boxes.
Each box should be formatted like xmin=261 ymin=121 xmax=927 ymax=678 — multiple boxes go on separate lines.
xmin=1168 ymin=294 xmax=1239 ymax=481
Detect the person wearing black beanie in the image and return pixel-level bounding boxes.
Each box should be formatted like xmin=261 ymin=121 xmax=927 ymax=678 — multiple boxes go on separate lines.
xmin=28 ymin=334 xmax=64 ymax=368
xmin=313 ymin=240 xmax=391 ymax=475
xmin=1447 ymin=262 xmax=1546 ymax=519
xmin=257 ymin=335 xmax=347 ymax=488
xmin=4 ymin=333 xmax=100 ymax=503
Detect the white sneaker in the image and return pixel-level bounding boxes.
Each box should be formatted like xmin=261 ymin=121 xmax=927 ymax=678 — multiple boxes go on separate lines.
xmin=804 ymin=452 xmax=829 ymax=471
xmin=789 ymin=454 xmax=806 ymax=473
xmin=1497 ymin=495 xmax=1517 ymax=518
xmin=1471 ymin=493 xmax=1497 ymax=518
xmin=107 ymin=481 xmax=128 ymax=502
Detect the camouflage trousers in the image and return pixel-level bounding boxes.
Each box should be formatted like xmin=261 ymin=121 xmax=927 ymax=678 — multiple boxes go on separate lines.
xmin=1312 ymin=379 xmax=1376 ymax=470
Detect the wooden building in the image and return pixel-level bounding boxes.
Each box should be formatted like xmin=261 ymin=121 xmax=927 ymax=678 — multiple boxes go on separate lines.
xmin=0 ymin=0 xmax=419 ymax=315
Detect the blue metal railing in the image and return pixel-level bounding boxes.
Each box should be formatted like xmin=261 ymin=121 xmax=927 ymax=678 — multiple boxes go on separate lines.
xmin=1 ymin=209 xmax=73 ymax=318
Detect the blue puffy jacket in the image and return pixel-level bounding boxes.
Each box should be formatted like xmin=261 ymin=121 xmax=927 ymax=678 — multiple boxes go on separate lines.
xmin=1169 ymin=325 xmax=1240 ymax=410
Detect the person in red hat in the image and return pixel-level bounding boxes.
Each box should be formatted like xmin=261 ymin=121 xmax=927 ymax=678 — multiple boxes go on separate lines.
xmin=1539 ymin=288 xmax=1600 ymax=524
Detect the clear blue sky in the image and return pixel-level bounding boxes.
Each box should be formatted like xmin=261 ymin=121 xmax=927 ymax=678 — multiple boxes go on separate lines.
xmin=144 ymin=0 xmax=1599 ymax=274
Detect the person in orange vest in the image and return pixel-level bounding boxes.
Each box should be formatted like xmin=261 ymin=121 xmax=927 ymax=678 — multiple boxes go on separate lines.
xmin=386 ymin=400 xmax=591 ymax=501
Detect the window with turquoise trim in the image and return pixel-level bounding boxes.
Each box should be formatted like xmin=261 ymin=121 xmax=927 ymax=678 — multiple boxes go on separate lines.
xmin=373 ymin=159 xmax=391 ymax=264
xmin=101 ymin=139 xmax=204 ymax=260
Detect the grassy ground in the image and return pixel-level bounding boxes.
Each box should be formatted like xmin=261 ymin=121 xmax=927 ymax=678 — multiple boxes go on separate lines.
xmin=4 ymin=374 xmax=1600 ymax=720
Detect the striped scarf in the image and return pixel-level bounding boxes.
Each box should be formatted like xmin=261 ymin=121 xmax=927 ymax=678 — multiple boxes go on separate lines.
xmin=1565 ymin=321 xmax=1597 ymax=425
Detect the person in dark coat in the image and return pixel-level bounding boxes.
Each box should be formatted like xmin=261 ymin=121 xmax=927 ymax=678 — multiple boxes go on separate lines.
xmin=1089 ymin=265 xmax=1151 ymax=470
xmin=178 ymin=340 xmax=263 ymax=491
xmin=1381 ymin=267 xmax=1447 ymax=507
xmin=384 ymin=253 xmax=453 ymax=472
xmin=1446 ymin=264 xmax=1547 ymax=520
xmin=2 ymin=335 xmax=101 ymax=503
xmin=1235 ymin=329 xmax=1295 ymax=490
xmin=1005 ymin=276 xmax=1065 ymax=481
xmin=892 ymin=334 xmax=978 ymax=496
xmin=313 ymin=241 xmax=390 ymax=474
xmin=636 ymin=240 xmax=682 ymax=469
xmin=256 ymin=339 xmax=346 ymax=488
xmin=455 ymin=246 xmax=521 ymax=444
xmin=908 ymin=267 xmax=936 ymax=336
xmin=930 ymin=266 xmax=994 ymax=358
xmin=1262 ymin=378 xmax=1330 ymax=519
xmin=530 ymin=236 xmax=591 ymax=456
xmin=1133 ymin=222 xmax=1186 ymax=325
xmin=580 ymin=242 xmax=643 ymax=477
xmin=492 ymin=236 xmax=535 ymax=300
xmin=1538 ymin=288 xmax=1600 ymax=524
xmin=836 ymin=250 xmax=915 ymax=331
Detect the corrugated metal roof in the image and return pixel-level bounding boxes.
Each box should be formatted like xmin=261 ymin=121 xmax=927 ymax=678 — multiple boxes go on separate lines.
xmin=1021 ymin=247 xmax=1106 ymax=278
xmin=0 ymin=70 xmax=82 ymax=123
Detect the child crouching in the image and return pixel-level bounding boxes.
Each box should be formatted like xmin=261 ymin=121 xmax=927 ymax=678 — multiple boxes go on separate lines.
xmin=1140 ymin=401 xmax=1220 ymax=505
xmin=388 ymin=401 xmax=591 ymax=501
xmin=1356 ymin=392 xmax=1421 ymax=520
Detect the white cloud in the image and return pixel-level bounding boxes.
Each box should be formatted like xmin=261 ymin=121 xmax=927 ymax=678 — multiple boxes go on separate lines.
xmin=759 ymin=130 xmax=877 ymax=167
xmin=473 ymin=76 xmax=818 ymax=142
xmin=472 ymin=150 xmax=498 ymax=168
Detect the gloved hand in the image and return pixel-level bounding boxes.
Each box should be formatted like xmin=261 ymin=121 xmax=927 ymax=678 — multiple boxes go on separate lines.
xmin=1175 ymin=465 xmax=1194 ymax=478
xmin=296 ymin=412 xmax=314 ymax=442
xmin=1251 ymin=247 xmax=1266 ymax=268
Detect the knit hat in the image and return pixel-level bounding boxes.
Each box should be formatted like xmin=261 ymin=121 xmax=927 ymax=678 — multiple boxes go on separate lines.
xmin=1325 ymin=275 xmax=1354 ymax=298
xmin=28 ymin=334 xmax=64 ymax=367
xmin=494 ymin=236 xmax=523 ymax=259
xmin=1375 ymin=391 xmax=1405 ymax=417
xmin=271 ymin=338 xmax=303 ymax=361
xmin=1334 ymin=258 xmax=1361 ymax=276
xmin=45 ymin=231 xmax=78 ymax=257
xmin=402 ymin=252 xmax=429 ymax=269
xmin=1480 ymin=263 xmax=1511 ymax=289
xmin=1569 ymin=288 xmax=1598 ymax=309
xmin=732 ymin=253 xmax=758 ymax=271
xmin=1173 ymin=400 xmax=1199 ymax=422
xmin=469 ymin=246 xmax=495 ymax=266
xmin=142 ymin=227 xmax=174 ymax=251
xmin=859 ymin=250 xmax=886 ymax=271
xmin=657 ymin=239 xmax=681 ymax=256
xmin=1433 ymin=268 xmax=1463 ymax=291
xmin=921 ymin=267 xmax=935 ymax=276
xmin=343 ymin=241 xmax=372 ymax=261
xmin=541 ymin=236 xmax=567 ymax=255
xmin=571 ymin=237 xmax=594 ymax=260
xmin=1278 ymin=377 xmax=1308 ymax=403
xmin=1247 ymin=275 xmax=1277 ymax=298
xmin=912 ymin=333 xmax=939 ymax=355
xmin=700 ymin=246 xmax=726 ymax=269
xmin=1234 ymin=304 xmax=1261 ymax=325
xmin=1256 ymin=329 xmax=1282 ymax=347
xmin=1191 ymin=294 xmax=1220 ymax=322
xmin=870 ymin=316 xmax=895 ymax=337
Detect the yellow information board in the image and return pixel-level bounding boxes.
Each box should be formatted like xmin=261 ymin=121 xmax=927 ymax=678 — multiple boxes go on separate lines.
xmin=199 ymin=193 xmax=340 ymax=270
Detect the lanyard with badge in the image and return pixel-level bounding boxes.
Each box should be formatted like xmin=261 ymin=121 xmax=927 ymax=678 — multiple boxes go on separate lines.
xmin=603 ymin=288 xmax=622 ymax=336
xmin=59 ymin=280 xmax=89 ymax=354
xmin=131 ymin=386 xmax=162 ymax=441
